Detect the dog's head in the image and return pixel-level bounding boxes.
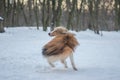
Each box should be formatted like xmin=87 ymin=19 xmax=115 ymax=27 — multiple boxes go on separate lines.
xmin=48 ymin=26 xmax=68 ymax=36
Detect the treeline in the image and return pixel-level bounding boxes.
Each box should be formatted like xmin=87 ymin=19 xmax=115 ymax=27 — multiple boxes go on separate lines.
xmin=0 ymin=0 xmax=120 ymax=33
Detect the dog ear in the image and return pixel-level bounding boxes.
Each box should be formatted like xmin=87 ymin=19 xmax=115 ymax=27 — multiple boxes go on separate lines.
xmin=62 ymin=32 xmax=67 ymax=34
xmin=67 ymin=32 xmax=76 ymax=36
xmin=62 ymin=29 xmax=68 ymax=34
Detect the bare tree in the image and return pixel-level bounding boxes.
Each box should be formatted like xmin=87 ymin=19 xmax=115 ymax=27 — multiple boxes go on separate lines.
xmin=0 ymin=0 xmax=5 ymax=33
xmin=27 ymin=0 xmax=32 ymax=26
xmin=41 ymin=0 xmax=50 ymax=31
xmin=114 ymin=0 xmax=120 ymax=31
xmin=33 ymin=0 xmax=39 ymax=30
xmin=88 ymin=0 xmax=100 ymax=34
xmin=51 ymin=0 xmax=63 ymax=30
xmin=67 ymin=0 xmax=77 ymax=30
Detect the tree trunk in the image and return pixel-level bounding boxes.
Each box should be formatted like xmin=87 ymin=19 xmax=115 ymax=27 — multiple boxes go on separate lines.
xmin=114 ymin=0 xmax=120 ymax=31
xmin=76 ymin=0 xmax=84 ymax=31
xmin=0 ymin=20 xmax=5 ymax=33
xmin=0 ymin=0 xmax=5 ymax=33
xmin=19 ymin=0 xmax=29 ymax=26
xmin=88 ymin=0 xmax=100 ymax=34
xmin=28 ymin=0 xmax=32 ymax=26
xmin=51 ymin=0 xmax=56 ymax=30
xmin=56 ymin=0 xmax=63 ymax=27
xmin=67 ymin=0 xmax=77 ymax=30
xmin=34 ymin=0 xmax=39 ymax=30
xmin=94 ymin=0 xmax=100 ymax=34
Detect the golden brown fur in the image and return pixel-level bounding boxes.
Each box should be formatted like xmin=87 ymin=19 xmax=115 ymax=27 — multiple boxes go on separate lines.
xmin=42 ymin=26 xmax=79 ymax=70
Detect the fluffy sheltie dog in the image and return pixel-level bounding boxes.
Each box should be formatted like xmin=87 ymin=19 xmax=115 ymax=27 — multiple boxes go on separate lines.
xmin=42 ymin=26 xmax=79 ymax=71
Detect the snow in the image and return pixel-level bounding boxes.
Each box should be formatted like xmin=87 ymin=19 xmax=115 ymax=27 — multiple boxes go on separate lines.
xmin=0 ymin=27 xmax=120 ymax=80
xmin=0 ymin=17 xmax=3 ymax=20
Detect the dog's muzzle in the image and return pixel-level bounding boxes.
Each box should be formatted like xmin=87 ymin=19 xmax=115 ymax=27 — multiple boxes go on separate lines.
xmin=48 ymin=33 xmax=50 ymax=36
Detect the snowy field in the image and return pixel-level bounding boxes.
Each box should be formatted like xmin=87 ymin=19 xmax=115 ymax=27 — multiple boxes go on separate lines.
xmin=0 ymin=27 xmax=120 ymax=80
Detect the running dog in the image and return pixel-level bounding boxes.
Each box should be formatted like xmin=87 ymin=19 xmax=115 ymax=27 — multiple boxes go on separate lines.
xmin=42 ymin=26 xmax=79 ymax=71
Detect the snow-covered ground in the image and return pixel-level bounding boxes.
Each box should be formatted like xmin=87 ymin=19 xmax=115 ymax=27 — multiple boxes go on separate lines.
xmin=0 ymin=27 xmax=120 ymax=80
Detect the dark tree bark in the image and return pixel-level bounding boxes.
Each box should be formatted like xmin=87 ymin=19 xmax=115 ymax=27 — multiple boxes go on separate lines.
xmin=28 ymin=0 xmax=32 ymax=26
xmin=41 ymin=0 xmax=50 ymax=31
xmin=67 ymin=0 xmax=77 ymax=30
xmin=94 ymin=0 xmax=100 ymax=34
xmin=56 ymin=0 xmax=63 ymax=27
xmin=114 ymin=0 xmax=120 ymax=31
xmin=33 ymin=0 xmax=39 ymax=30
xmin=88 ymin=0 xmax=100 ymax=34
xmin=0 ymin=0 xmax=5 ymax=33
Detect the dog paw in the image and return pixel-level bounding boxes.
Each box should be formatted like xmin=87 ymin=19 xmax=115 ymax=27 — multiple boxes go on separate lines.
xmin=73 ymin=67 xmax=78 ymax=71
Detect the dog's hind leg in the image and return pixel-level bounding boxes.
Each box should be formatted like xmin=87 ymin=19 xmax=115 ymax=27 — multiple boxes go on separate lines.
xmin=48 ymin=61 xmax=55 ymax=67
xmin=69 ymin=54 xmax=78 ymax=71
xmin=61 ymin=60 xmax=68 ymax=68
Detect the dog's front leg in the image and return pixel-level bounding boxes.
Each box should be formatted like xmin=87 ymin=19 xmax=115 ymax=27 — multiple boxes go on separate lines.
xmin=69 ymin=54 xmax=78 ymax=71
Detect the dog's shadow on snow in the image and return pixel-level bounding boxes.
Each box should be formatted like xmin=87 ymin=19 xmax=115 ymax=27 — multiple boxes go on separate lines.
xmin=35 ymin=65 xmax=109 ymax=76
xmin=35 ymin=65 xmax=80 ymax=73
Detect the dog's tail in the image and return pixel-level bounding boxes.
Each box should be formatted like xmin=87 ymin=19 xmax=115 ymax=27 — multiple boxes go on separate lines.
xmin=64 ymin=33 xmax=79 ymax=51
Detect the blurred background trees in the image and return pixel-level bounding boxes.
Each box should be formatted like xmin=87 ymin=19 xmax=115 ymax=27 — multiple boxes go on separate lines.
xmin=0 ymin=0 xmax=120 ymax=33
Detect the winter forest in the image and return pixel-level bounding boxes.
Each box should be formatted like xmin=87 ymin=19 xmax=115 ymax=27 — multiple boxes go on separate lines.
xmin=0 ymin=0 xmax=120 ymax=33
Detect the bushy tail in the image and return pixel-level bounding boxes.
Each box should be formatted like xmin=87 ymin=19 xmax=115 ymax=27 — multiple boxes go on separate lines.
xmin=64 ymin=33 xmax=79 ymax=51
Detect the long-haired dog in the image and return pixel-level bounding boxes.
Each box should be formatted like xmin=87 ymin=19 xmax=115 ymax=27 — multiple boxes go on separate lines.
xmin=42 ymin=26 xmax=79 ymax=71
